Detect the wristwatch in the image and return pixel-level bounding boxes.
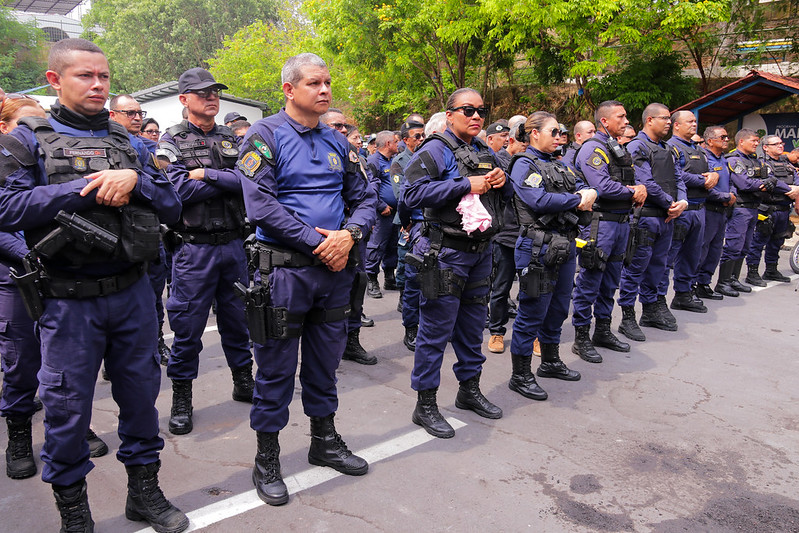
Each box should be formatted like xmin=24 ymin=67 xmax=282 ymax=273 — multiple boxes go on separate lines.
xmin=345 ymin=225 xmax=363 ymax=244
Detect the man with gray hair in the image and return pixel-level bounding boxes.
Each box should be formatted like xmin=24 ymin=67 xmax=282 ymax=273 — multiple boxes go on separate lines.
xmin=365 ymin=130 xmax=400 ymax=297
xmin=237 ymin=52 xmax=376 ymax=505
xmin=563 ymin=120 xmax=596 ymax=170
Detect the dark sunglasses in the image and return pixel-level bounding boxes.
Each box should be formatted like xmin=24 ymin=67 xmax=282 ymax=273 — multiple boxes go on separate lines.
xmin=112 ymin=109 xmax=147 ymax=119
xmin=0 ymin=93 xmax=39 ymax=118
xmin=188 ymin=88 xmax=221 ymax=99
xmin=409 ymin=133 xmax=425 ymax=140
xmin=449 ymin=105 xmax=489 ymax=118
xmin=329 ymin=122 xmax=348 ymax=131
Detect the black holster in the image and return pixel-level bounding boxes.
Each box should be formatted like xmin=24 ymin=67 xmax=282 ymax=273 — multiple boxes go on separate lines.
xmin=518 ymin=262 xmax=552 ymax=299
xmin=672 ymin=221 xmax=689 ymax=242
xmin=9 ymin=256 xmax=44 ymax=321
xmin=406 ymin=250 xmax=441 ymax=300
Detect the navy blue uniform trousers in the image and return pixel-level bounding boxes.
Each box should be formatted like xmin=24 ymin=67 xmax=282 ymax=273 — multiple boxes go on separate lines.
xmin=619 ymin=217 xmax=674 ymax=306
xmin=37 ymin=275 xmax=163 ymax=486
xmin=401 ymin=223 xmax=423 ymax=329
xmin=747 ymin=207 xmax=791 ymax=265
xmin=659 ymin=207 xmax=705 ymax=294
xmin=697 ymin=209 xmax=728 ymax=285
xmin=166 ymin=240 xmax=251 ymax=381
xmin=250 ymin=265 xmax=354 ymax=433
xmin=720 ymin=207 xmax=757 ymax=264
xmin=488 ymin=242 xmax=516 ymax=336
xmin=365 ymin=215 xmax=399 ymax=275
xmin=410 ymin=237 xmax=491 ymax=391
xmin=148 ymin=244 xmax=168 ymax=329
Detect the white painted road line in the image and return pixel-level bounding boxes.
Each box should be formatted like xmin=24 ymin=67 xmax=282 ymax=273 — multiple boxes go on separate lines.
xmin=749 ymin=273 xmax=799 ymax=292
xmin=135 ymin=417 xmax=467 ymax=532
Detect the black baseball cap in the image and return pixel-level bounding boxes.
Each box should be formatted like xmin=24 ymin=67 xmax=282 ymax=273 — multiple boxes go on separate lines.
xmin=178 ymin=68 xmax=228 ymax=94
xmin=400 ymin=120 xmax=425 ymax=138
xmin=486 ymin=121 xmax=510 ymax=134
xmin=224 ymin=112 xmax=244 ymax=124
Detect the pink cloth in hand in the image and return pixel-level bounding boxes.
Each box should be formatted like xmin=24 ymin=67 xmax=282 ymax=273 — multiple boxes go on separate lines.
xmin=456 ymin=193 xmax=492 ymax=235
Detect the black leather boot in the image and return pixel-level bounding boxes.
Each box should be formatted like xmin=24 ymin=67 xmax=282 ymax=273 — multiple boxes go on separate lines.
xmin=403 ymin=324 xmax=418 ymax=351
xmin=342 ymin=328 xmax=377 ymax=365
xmin=85 ymin=429 xmax=108 ymax=458
xmin=125 ymin=460 xmax=189 ymax=533
xmin=53 ymin=479 xmax=94 ymax=533
xmin=656 ymin=295 xmax=677 ymax=326
xmin=670 ymin=291 xmax=707 ymax=313
xmin=729 ymin=259 xmax=752 ymax=293
xmin=252 ymin=431 xmax=288 ymax=506
xmin=592 ymin=318 xmax=630 ymax=352
xmin=694 ymin=282 xmax=723 ymax=300
xmin=168 ymin=380 xmax=193 ymax=435
xmin=366 ymin=274 xmax=382 ymax=299
xmin=308 ymin=414 xmax=368 ymax=475
xmin=456 ymin=372 xmax=503 ymax=418
xmin=618 ymin=305 xmax=646 ymax=342
xmin=640 ymin=302 xmax=678 ymax=331
xmin=537 ymin=344 xmax=581 ymax=381
xmin=412 ymin=388 xmax=455 ymax=438
xmin=508 ymin=353 xmax=548 ymax=400
xmin=714 ymin=260 xmax=739 ymax=297
xmin=744 ymin=263 xmax=767 ymax=286
xmin=764 ymin=262 xmax=791 ymax=282
xmin=571 ymin=324 xmax=602 ymax=363
xmin=6 ymin=416 xmax=36 ymax=479
xmin=157 ymin=330 xmax=172 ymax=366
xmin=383 ymin=268 xmax=398 ymax=290
xmin=231 ymin=361 xmax=255 ymax=403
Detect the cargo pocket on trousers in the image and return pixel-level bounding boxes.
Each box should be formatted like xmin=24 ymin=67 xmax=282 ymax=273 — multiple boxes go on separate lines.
xmin=37 ymin=366 xmax=69 ymax=423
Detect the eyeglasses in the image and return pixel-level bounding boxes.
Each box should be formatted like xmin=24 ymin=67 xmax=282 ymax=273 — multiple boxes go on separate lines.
xmin=653 ymin=115 xmax=671 ymax=121
xmin=187 ymin=88 xmax=221 ymax=99
xmin=0 ymin=93 xmax=39 ymax=118
xmin=142 ymin=129 xmax=160 ymax=136
xmin=409 ymin=133 xmax=425 ymax=140
xmin=713 ymin=135 xmax=730 ymax=141
xmin=542 ymin=127 xmax=560 ymax=137
xmin=449 ymin=105 xmax=489 ymax=118
xmin=765 ymin=142 xmax=784 ymax=146
xmin=112 ymin=109 xmax=147 ymax=119
xmin=329 ymin=122 xmax=348 ymax=131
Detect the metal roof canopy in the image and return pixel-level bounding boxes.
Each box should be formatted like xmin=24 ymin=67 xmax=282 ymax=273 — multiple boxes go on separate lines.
xmin=9 ymin=0 xmax=82 ymax=16
xmin=674 ymin=70 xmax=799 ymax=127
xmin=132 ymin=81 xmax=270 ymax=111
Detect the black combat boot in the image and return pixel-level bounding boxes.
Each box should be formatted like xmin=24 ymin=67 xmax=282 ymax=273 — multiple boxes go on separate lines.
xmin=308 ymin=414 xmax=368 ymax=475
xmin=764 ymin=262 xmax=791 ymax=282
xmin=729 ymin=259 xmax=752 ymax=293
xmin=412 ymin=388 xmax=455 ymax=438
xmin=571 ymin=324 xmax=602 ymax=363
xmin=455 ymin=372 xmax=503 ymax=418
xmin=744 ymin=263 xmax=767 ymax=287
xmin=53 ymin=479 xmax=94 ymax=533
xmin=656 ymin=295 xmax=677 ymax=326
xmin=508 ymin=353 xmax=548 ymax=400
xmin=6 ymin=416 xmax=36 ymax=479
xmin=403 ymin=324 xmax=418 ymax=351
xmin=231 ymin=361 xmax=255 ymax=403
xmin=168 ymin=380 xmax=193 ymax=435
xmin=366 ymin=274 xmax=382 ymax=299
xmin=252 ymin=431 xmax=288 ymax=506
xmin=618 ymin=305 xmax=646 ymax=342
xmin=537 ymin=344 xmax=581 ymax=381
xmin=640 ymin=302 xmax=678 ymax=331
xmin=342 ymin=328 xmax=377 ymax=365
xmin=714 ymin=260 xmax=739 ymax=297
xmin=592 ymin=318 xmax=630 ymax=352
xmin=157 ymin=330 xmax=172 ymax=366
xmin=85 ymin=429 xmax=108 ymax=458
xmin=670 ymin=291 xmax=707 ymax=313
xmin=125 ymin=460 xmax=189 ymax=533
xmin=694 ymin=282 xmax=723 ymax=300
xmin=383 ymin=268 xmax=398 ymax=290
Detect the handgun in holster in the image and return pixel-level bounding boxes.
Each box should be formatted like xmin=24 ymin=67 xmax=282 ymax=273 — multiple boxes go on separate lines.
xmin=35 ymin=210 xmax=118 ymax=259
xmin=9 ymin=255 xmax=44 ymax=321
xmin=624 ymin=208 xmax=642 ymax=267
xmin=405 ymin=249 xmax=440 ymax=300
xmin=234 ymin=281 xmax=270 ymax=345
xmin=519 ymin=261 xmax=551 ymax=299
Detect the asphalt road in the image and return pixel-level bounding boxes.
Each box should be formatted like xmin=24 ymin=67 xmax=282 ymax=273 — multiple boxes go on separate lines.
xmin=3 ymin=269 xmax=799 ymax=533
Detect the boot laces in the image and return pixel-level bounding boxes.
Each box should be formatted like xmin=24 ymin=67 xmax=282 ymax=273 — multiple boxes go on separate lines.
xmin=7 ymin=424 xmax=32 ymax=460
xmin=58 ymin=495 xmax=90 ymax=532
xmin=139 ymin=474 xmax=172 ymax=515
xmin=172 ymin=388 xmax=191 ymax=415
xmin=331 ymin=432 xmax=352 ymax=459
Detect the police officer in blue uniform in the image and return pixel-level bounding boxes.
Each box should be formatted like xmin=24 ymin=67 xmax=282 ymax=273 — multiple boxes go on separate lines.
xmin=716 ymin=129 xmax=793 ymax=294
xmin=508 ymin=112 xmax=596 ymax=401
xmin=660 ymin=111 xmax=719 ymax=313
xmin=571 ymin=101 xmax=646 ymax=362
xmin=618 ymin=103 xmax=687 ymax=341
xmin=745 ymin=134 xmax=799 ymax=284
xmin=158 ymin=68 xmax=254 ymax=435
xmin=0 ymin=38 xmax=187 ymax=533
xmin=695 ymin=126 xmax=736 ymax=299
xmin=403 ymin=88 xmax=509 ymax=439
xmin=365 ymin=130 xmax=400 ymax=298
xmin=236 ymin=53 xmax=376 ymax=506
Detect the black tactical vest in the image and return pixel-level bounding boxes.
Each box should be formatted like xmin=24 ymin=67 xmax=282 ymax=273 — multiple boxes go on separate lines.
xmin=728 ymin=149 xmax=767 ymax=205
xmin=578 ymin=136 xmax=635 ymax=211
xmin=419 ymin=133 xmax=504 ymax=241
xmin=671 ymin=138 xmax=709 ymax=200
xmin=509 ymin=153 xmax=590 ymax=232
xmin=764 ymin=155 xmax=795 ymax=204
xmin=19 ymin=117 xmax=160 ymax=266
xmin=638 ymin=137 xmax=678 ymax=207
xmin=165 ymin=121 xmax=245 ymax=233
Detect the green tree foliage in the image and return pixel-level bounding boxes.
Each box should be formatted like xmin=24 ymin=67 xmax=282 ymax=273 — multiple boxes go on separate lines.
xmin=587 ymin=51 xmax=698 ymax=126
xmin=0 ymin=7 xmax=47 ymax=92
xmin=83 ymin=0 xmax=280 ymax=92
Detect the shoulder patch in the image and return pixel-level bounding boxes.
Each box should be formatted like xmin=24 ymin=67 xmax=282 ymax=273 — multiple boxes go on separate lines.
xmin=729 ymin=161 xmax=745 ymax=175
xmin=247 ymin=132 xmax=274 ymax=165
xmin=349 ymin=150 xmax=360 ymax=164
xmin=327 ymin=152 xmax=343 ymax=172
xmin=524 ymin=172 xmax=543 ymax=188
xmin=587 ymin=153 xmax=606 ymax=169
xmin=237 ymin=150 xmax=262 ymax=178
xmin=392 ymin=173 xmax=400 ymax=184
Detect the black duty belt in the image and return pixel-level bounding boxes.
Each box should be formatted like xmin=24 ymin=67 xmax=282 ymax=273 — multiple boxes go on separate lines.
xmin=704 ymin=202 xmax=728 ymax=214
xmin=594 ymin=211 xmax=630 ymax=223
xmin=763 ymin=204 xmax=792 ymax=212
xmin=735 ymin=203 xmax=758 ymax=209
xmin=684 ymin=202 xmax=705 ymax=211
xmin=257 ymin=243 xmax=323 ymax=272
xmin=639 ymin=206 xmax=668 ymax=218
xmin=42 ymin=264 xmax=146 ymax=299
xmin=440 ymin=235 xmax=490 ymax=254
xmin=178 ymin=229 xmax=242 ymax=245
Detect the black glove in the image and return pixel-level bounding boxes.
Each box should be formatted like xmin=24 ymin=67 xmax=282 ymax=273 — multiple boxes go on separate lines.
xmin=762 ymin=177 xmax=778 ymax=193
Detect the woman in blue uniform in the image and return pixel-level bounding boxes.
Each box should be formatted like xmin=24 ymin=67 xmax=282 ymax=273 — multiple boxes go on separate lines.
xmin=508 ymin=112 xmax=597 ymax=401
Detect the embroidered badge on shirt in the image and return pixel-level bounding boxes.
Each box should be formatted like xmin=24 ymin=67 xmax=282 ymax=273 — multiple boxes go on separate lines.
xmin=328 ymin=152 xmax=343 ymax=172
xmin=587 ymin=154 xmax=605 ymax=169
xmin=238 ymin=150 xmax=262 ymax=178
xmin=392 ymin=173 xmax=400 ymax=183
xmin=220 ymin=140 xmax=239 ymax=157
xmin=72 ymin=157 xmax=87 ymax=171
xmin=349 ymin=150 xmax=360 ymax=164
xmin=525 ymin=172 xmax=543 ymax=188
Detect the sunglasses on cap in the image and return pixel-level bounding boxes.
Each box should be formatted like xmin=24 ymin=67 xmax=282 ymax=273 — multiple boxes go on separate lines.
xmin=0 ymin=93 xmax=39 ymax=117
xmin=449 ymin=105 xmax=489 ymax=118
